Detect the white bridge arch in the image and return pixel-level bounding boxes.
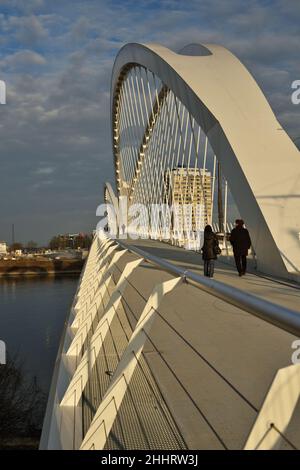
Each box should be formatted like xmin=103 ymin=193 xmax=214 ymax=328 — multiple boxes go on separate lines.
xmin=110 ymin=42 xmax=300 ymax=279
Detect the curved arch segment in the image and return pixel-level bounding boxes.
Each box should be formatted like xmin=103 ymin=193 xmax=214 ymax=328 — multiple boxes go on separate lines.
xmin=104 ymin=182 xmax=118 ymax=210
xmin=111 ymin=42 xmax=300 ymax=279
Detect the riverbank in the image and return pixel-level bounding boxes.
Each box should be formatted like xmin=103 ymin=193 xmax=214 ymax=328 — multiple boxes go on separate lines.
xmin=0 ymin=436 xmax=40 ymax=450
xmin=0 ymin=275 xmax=79 ymax=448
xmin=0 ymin=257 xmax=84 ymax=277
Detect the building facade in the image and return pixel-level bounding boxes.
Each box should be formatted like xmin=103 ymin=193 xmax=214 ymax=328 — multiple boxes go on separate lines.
xmin=164 ymin=167 xmax=212 ymax=246
xmin=0 ymin=241 xmax=7 ymax=255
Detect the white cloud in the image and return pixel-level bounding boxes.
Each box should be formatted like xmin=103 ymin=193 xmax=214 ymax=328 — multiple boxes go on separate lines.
xmin=0 ymin=0 xmax=299 ymax=243
xmin=35 ymin=167 xmax=55 ymax=175
xmin=3 ymin=50 xmax=46 ymax=69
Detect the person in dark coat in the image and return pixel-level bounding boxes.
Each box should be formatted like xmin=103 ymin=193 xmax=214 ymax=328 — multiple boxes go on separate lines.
xmin=201 ymin=225 xmax=220 ymax=278
xmin=230 ymin=219 xmax=252 ymax=276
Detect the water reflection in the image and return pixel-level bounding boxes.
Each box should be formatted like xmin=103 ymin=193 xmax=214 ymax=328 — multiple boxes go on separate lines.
xmin=0 ymin=276 xmax=78 ymax=393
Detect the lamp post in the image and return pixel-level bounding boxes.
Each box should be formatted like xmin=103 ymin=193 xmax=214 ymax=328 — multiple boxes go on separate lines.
xmin=217 ymin=162 xmax=224 ymax=235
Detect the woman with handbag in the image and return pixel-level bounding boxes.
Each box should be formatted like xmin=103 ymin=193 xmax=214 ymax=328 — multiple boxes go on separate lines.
xmin=201 ymin=225 xmax=221 ymax=278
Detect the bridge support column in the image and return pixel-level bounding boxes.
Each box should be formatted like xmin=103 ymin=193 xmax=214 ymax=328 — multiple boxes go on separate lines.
xmin=66 ymin=248 xmax=128 ymax=359
xmin=61 ymin=256 xmax=142 ymax=405
xmin=244 ymin=363 xmax=300 ymax=450
xmin=80 ymin=276 xmax=182 ymax=450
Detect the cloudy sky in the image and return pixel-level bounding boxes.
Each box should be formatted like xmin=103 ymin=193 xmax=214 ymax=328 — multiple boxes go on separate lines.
xmin=0 ymin=0 xmax=299 ymax=245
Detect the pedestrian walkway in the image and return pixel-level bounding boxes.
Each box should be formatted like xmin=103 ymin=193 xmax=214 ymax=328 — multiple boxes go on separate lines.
xmin=121 ymin=237 xmax=300 ymax=313
xmin=109 ymin=237 xmax=300 ymax=449
xmin=41 ymin=237 xmax=300 ymax=450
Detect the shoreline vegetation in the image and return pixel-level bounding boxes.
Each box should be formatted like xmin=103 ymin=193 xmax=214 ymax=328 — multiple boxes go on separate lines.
xmin=0 ymin=257 xmax=84 ymax=277
xmin=0 ymin=356 xmax=46 ymax=450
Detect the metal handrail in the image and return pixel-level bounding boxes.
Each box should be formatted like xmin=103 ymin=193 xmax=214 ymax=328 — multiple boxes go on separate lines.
xmin=115 ymin=238 xmax=300 ymax=338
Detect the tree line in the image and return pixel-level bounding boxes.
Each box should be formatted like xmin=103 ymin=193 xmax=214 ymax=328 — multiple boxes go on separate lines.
xmin=8 ymin=234 xmax=93 ymax=252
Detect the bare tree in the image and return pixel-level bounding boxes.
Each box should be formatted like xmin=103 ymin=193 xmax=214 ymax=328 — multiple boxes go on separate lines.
xmin=0 ymin=355 xmax=46 ymax=449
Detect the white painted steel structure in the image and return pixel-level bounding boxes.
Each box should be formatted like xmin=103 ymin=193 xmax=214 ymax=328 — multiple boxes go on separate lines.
xmin=111 ymin=42 xmax=300 ymax=279
xmin=40 ymin=43 xmax=300 ymax=451
xmin=40 ymin=235 xmax=300 ymax=450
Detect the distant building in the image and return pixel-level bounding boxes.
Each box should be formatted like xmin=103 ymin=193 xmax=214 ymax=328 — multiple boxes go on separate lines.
xmin=164 ymin=167 xmax=212 ymax=245
xmin=49 ymin=233 xmax=93 ymax=250
xmin=61 ymin=233 xmax=80 ymax=248
xmin=0 ymin=241 xmax=7 ymax=255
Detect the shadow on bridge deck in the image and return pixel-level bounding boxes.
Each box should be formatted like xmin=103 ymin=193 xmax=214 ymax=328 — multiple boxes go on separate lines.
xmin=119 ymin=237 xmax=300 ymax=312
xmin=94 ymin=238 xmax=300 ymax=449
xmin=43 ymin=237 xmax=300 ymax=450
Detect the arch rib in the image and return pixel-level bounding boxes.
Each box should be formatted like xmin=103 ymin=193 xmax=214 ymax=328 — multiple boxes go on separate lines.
xmin=111 ymin=42 xmax=300 ymax=279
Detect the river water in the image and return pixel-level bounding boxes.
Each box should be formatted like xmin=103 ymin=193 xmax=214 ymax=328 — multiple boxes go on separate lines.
xmin=0 ymin=276 xmax=78 ymax=394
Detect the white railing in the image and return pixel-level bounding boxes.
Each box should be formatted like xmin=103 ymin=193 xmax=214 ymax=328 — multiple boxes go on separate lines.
xmin=40 ymin=236 xmax=300 ymax=450
xmin=116 ymin=239 xmax=300 ymax=338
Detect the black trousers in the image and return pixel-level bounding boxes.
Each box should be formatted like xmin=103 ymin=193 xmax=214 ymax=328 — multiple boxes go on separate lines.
xmin=204 ymin=259 xmax=215 ymax=277
xmin=234 ymin=254 xmax=247 ymax=274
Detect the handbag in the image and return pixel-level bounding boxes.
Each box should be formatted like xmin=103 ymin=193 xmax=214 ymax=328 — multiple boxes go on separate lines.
xmin=214 ymin=240 xmax=221 ymax=255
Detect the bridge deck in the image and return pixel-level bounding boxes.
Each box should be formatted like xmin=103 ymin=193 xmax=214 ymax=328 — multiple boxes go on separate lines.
xmin=120 ymin=237 xmax=300 ymax=312
xmin=112 ymin=238 xmax=300 ymax=449
xmin=42 ymin=237 xmax=300 ymax=450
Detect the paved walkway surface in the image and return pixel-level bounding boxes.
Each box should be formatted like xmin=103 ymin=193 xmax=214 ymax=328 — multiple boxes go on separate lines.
xmin=112 ymin=238 xmax=300 ymax=449
xmin=121 ymin=237 xmax=300 ymax=313
xmin=42 ymin=237 xmax=300 ymax=450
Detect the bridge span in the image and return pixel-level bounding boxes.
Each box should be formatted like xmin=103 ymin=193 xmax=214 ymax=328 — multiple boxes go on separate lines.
xmin=41 ymin=40 xmax=300 ymax=451
xmin=40 ymin=235 xmax=300 ymax=450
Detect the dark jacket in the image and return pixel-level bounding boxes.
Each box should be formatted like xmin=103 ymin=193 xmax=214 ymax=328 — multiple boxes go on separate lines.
xmin=201 ymin=232 xmax=219 ymax=260
xmin=230 ymin=227 xmax=251 ymax=256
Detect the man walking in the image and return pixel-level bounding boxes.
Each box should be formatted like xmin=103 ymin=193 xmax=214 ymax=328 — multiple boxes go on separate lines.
xmin=230 ymin=219 xmax=251 ymax=276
